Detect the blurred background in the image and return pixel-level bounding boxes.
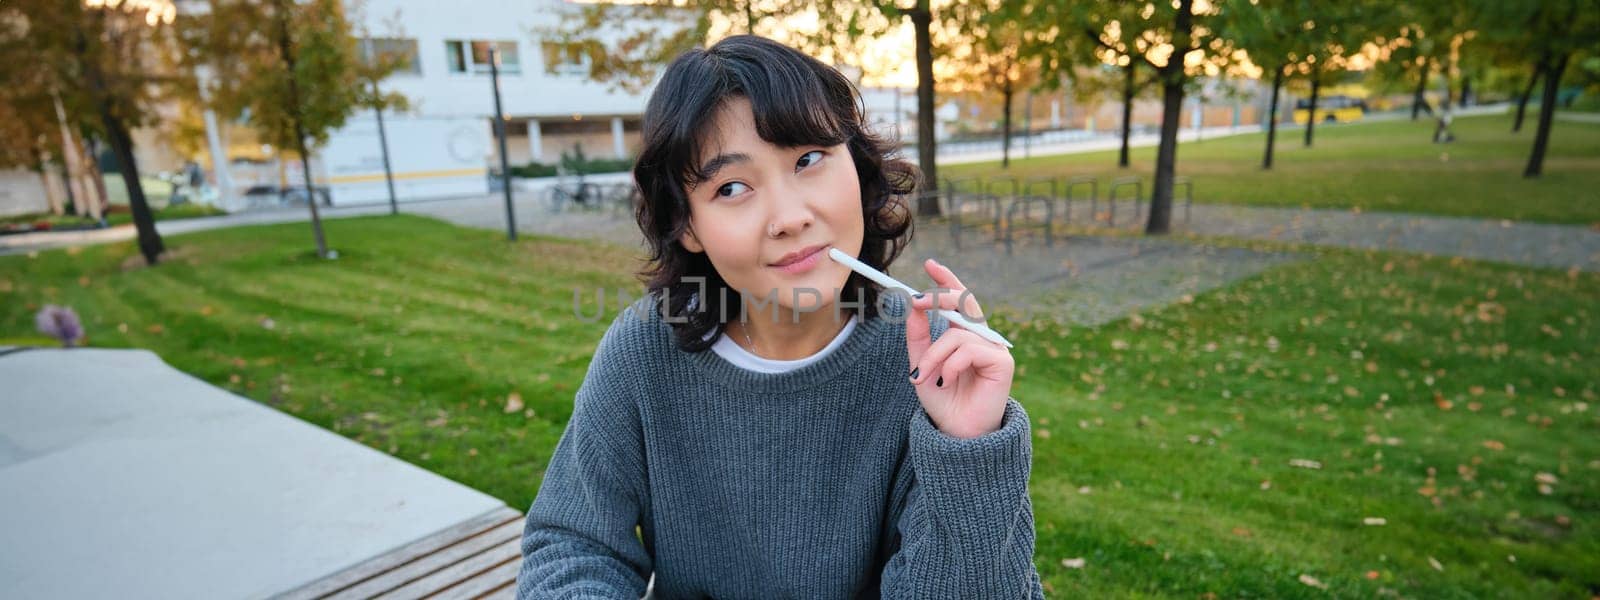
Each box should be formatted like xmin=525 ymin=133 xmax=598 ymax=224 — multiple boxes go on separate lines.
xmin=1 ymin=0 xmax=1596 ymax=598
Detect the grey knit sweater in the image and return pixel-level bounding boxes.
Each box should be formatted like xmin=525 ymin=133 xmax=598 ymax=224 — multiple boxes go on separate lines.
xmin=515 ymin=292 xmax=1044 ymax=599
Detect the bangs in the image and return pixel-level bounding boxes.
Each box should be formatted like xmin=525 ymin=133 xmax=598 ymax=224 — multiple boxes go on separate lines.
xmin=644 ymin=37 xmax=861 ymax=191
xmin=631 ymin=35 xmax=920 ymax=352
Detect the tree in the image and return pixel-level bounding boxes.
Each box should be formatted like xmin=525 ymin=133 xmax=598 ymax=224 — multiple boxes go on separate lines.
xmin=1479 ymin=0 xmax=1600 ymax=178
xmin=1511 ymin=60 xmax=1542 ymax=133
xmin=1033 ymin=0 xmax=1162 ymax=169
xmin=185 ymin=0 xmax=391 ymax=258
xmin=1081 ymin=0 xmax=1231 ymax=235
xmin=1228 ymin=1 xmax=1316 ymax=169
xmin=540 ymin=0 xmax=960 ymax=216
xmin=1285 ymin=2 xmax=1375 ymax=149
xmin=1370 ymin=7 xmax=1443 ymax=123
xmin=0 ymin=8 xmax=69 ymax=214
xmin=945 ymin=0 xmax=1044 ymax=169
xmin=350 ymin=7 xmax=415 ymax=216
xmin=10 ymin=0 xmax=177 ymax=264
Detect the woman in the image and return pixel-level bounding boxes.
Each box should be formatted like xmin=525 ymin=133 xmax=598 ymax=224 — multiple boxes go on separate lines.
xmin=516 ymin=34 xmax=1043 ymax=599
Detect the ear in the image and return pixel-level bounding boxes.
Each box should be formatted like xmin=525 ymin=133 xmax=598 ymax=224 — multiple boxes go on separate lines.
xmin=679 ymin=225 xmax=704 ymax=253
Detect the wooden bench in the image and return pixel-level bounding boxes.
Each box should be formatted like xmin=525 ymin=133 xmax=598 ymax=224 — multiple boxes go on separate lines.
xmin=273 ymin=507 xmax=525 ymax=600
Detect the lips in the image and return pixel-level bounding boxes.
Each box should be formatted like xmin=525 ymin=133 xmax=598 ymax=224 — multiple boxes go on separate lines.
xmin=770 ymin=244 xmax=829 ymax=267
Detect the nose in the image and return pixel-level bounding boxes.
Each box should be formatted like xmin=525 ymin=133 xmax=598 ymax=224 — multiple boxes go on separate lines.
xmin=765 ymin=185 xmax=815 ymax=239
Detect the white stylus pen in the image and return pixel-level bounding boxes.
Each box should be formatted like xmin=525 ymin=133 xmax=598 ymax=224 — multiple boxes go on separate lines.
xmin=827 ymin=247 xmax=1014 ymax=348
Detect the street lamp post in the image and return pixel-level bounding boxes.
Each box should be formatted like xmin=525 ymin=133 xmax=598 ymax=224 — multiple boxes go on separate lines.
xmin=371 ymin=80 xmax=398 ymax=215
xmin=488 ymin=46 xmax=516 ymax=241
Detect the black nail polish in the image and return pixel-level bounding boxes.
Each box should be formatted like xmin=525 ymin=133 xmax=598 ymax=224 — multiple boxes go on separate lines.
xmin=913 ymin=292 xmax=925 ymax=299
xmin=909 ymin=367 xmax=919 ymax=381
xmin=935 ymin=376 xmax=944 ymax=388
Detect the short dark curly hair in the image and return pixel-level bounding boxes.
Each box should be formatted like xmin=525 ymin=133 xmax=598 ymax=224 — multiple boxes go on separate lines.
xmin=631 ymin=34 xmax=920 ymax=353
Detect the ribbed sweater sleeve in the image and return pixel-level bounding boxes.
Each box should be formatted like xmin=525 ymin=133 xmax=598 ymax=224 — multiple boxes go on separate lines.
xmin=516 ymin=318 xmax=651 ymax=600
xmin=879 ymin=397 xmax=1046 ymax=599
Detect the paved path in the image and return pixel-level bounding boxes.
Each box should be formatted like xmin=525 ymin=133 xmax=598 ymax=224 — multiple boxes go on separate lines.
xmin=10 ymin=185 xmax=1594 ymax=326
xmin=1056 ymin=199 xmax=1599 ymax=272
xmin=470 ymin=198 xmax=1303 ymax=328
xmin=0 ymin=346 xmax=510 ymax=599
xmin=932 ymin=104 xmax=1509 ymax=166
xmin=1556 ymin=111 xmax=1600 ymax=124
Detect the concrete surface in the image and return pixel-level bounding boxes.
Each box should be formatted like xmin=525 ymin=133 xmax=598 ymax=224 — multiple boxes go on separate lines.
xmin=0 ymin=346 xmax=508 ymax=600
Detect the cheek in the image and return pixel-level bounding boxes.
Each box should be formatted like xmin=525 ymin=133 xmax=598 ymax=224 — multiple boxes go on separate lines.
xmin=825 ymin=170 xmax=865 ymax=230
xmin=691 ymin=210 xmax=766 ymax=272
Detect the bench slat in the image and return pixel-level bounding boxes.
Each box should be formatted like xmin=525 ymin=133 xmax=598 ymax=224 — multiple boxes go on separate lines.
xmin=273 ymin=506 xmax=522 ymax=600
xmin=432 ymin=554 xmax=520 ymax=600
xmin=328 ymin=518 xmax=523 ymax=600
xmin=374 ymin=536 xmax=521 ymax=600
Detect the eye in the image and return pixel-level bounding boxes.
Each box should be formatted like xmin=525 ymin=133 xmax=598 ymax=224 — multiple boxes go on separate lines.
xmin=715 ymin=181 xmax=750 ymax=198
xmin=796 ymin=150 xmax=824 ymax=172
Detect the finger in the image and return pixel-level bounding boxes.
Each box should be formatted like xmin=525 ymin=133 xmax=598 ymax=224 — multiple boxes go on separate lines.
xmin=911 ymin=327 xmax=978 ymax=386
xmin=941 ymin=342 xmax=1012 ymax=387
xmin=904 ymin=288 xmax=931 ymax=371
xmin=911 ymin=283 xmax=984 ymax=323
xmin=939 ymin=345 xmax=978 ymax=391
xmin=924 ymin=258 xmax=967 ymax=291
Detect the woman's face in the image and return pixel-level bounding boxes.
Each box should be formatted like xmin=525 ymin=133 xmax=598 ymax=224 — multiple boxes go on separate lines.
xmin=679 ymin=96 xmax=864 ymax=315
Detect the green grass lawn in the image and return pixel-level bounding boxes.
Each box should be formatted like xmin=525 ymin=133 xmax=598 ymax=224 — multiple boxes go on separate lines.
xmin=2 ymin=216 xmax=1595 ymax=597
xmin=942 ymin=113 xmax=1600 ymax=225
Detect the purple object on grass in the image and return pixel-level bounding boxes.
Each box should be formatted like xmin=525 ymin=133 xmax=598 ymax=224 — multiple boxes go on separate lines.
xmin=35 ymin=304 xmax=84 ymax=347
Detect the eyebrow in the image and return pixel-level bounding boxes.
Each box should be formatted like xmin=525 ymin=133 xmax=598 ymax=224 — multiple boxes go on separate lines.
xmin=697 ymin=152 xmax=751 ymax=185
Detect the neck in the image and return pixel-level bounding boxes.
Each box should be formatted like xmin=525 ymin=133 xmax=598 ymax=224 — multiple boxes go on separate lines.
xmin=735 ymin=298 xmax=854 ymax=360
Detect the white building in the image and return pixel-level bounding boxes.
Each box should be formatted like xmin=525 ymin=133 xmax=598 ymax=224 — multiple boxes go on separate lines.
xmin=312 ymin=0 xmax=662 ymax=205
xmin=856 ymin=86 xmax=960 ymax=145
xmin=354 ymin=0 xmax=652 ymax=164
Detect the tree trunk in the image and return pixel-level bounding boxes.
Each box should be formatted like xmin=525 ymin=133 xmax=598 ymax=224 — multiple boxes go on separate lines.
xmin=275 ymin=0 xmax=329 ymax=258
xmin=83 ymin=138 xmax=109 ymax=221
xmin=1119 ymin=61 xmax=1135 ymax=168
xmin=32 ymin=144 xmax=65 ymax=215
xmin=1149 ymin=79 xmax=1183 ymax=235
xmin=1147 ymin=0 xmax=1193 ymax=235
xmin=78 ymin=15 xmax=162 ymax=263
xmin=1525 ymin=53 xmax=1569 ymax=178
xmin=910 ymin=1 xmax=939 ymax=215
xmin=100 ymin=101 xmax=165 ymax=264
xmin=1433 ymin=69 xmax=1455 ymax=143
xmin=1411 ymin=61 xmax=1431 ymax=120
xmin=1263 ymin=66 xmax=1282 ymax=170
xmin=1513 ymin=62 xmax=1541 ymax=133
xmin=1001 ymin=85 xmax=1013 ymax=169
xmin=1303 ymin=71 xmax=1320 ymax=148
xmin=1459 ymin=75 xmax=1471 ymax=108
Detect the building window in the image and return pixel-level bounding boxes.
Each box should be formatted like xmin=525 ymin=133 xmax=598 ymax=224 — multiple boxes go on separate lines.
xmin=445 ymin=40 xmax=520 ymax=75
xmin=541 ymin=42 xmax=591 ymax=77
xmin=358 ymin=37 xmax=421 ymax=75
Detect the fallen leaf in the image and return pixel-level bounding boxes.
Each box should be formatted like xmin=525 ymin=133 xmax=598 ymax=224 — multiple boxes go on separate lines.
xmin=1428 ymin=556 xmax=1443 ymax=571
xmin=1060 ymin=557 xmax=1086 ymax=569
xmin=1298 ymin=574 xmax=1327 ymax=589
xmin=1363 ymin=517 xmax=1387 ymax=526
xmin=505 ymin=392 xmax=525 ymax=413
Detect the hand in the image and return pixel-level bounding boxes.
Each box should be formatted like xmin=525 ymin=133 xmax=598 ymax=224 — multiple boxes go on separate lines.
xmin=905 ymin=258 xmax=1015 ymax=439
